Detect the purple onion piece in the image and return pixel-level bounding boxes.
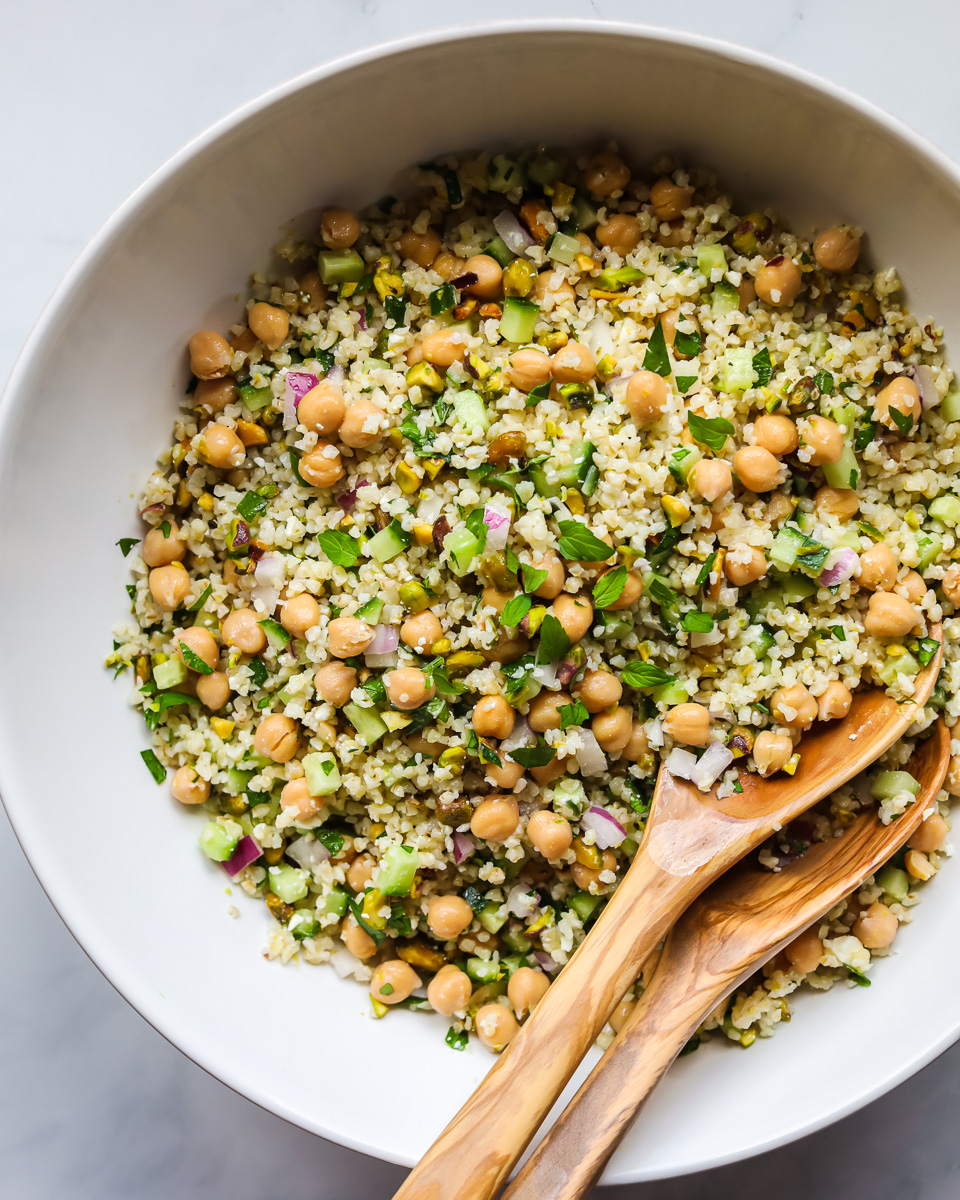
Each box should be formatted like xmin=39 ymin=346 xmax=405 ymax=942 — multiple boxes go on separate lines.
xmin=451 ymin=271 xmax=479 ymax=291
xmin=452 ymin=831 xmax=474 ymax=865
xmin=533 ymin=950 xmax=560 ymax=974
xmin=139 ymin=502 xmax=165 ymax=516
xmin=580 ymin=805 xmax=627 ymax=849
xmin=356 ymin=307 xmax=367 ymax=331
xmin=221 ymin=835 xmax=262 ymax=879
xmin=336 ymin=479 xmax=371 ymax=513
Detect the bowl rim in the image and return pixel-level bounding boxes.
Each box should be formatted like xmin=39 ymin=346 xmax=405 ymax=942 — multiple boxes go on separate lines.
xmin=4 ymin=17 xmax=960 ymax=1182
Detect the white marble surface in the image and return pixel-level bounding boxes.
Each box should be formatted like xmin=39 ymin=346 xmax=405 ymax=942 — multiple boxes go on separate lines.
xmin=4 ymin=1 xmax=960 ymax=1196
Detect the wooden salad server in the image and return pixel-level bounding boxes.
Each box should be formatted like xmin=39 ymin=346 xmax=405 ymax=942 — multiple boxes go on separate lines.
xmin=504 ymin=718 xmax=950 ymax=1200
xmin=392 ymin=628 xmax=943 ymax=1200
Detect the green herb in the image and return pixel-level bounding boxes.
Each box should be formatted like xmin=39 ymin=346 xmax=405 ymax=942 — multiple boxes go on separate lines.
xmin=889 ymin=407 xmax=914 ymax=436
xmin=509 ymin=742 xmax=557 ymax=769
xmin=315 ymin=828 xmax=345 ymax=856
xmin=558 ymin=699 xmax=588 ymax=731
xmin=140 ymin=749 xmax=166 ymax=784
xmin=695 ymin=551 xmax=718 ymax=588
xmin=674 ymin=329 xmax=702 ymax=358
xmin=814 ymin=369 xmax=835 ymax=395
xmin=289 ymin=449 xmax=308 ymax=486
xmin=479 ymin=740 xmax=502 ymax=768
xmin=846 ymin=965 xmax=871 ymax=987
xmin=398 ymin=410 xmax=436 ymax=455
xmin=644 ymin=573 xmax=678 ymax=609
xmin=429 ymin=283 xmax=457 ymax=316
xmin=500 ymin=594 xmax=532 ymax=628
xmin=179 ymin=643 xmax=214 ymax=675
xmin=829 ymin=625 xmax=846 ymax=641
xmin=521 ymin=563 xmax=549 ymax=594
xmin=125 ymin=584 xmax=136 ymax=602
xmin=463 ymin=885 xmax=486 ymax=914
xmin=435 ymin=165 xmax=462 ymax=206
xmin=387 ymin=903 xmax=413 ymax=939
xmin=641 ymin=319 xmax=671 ymax=378
xmin=434 ymin=396 xmax=452 ymax=424
xmin=505 ymin=547 xmax=519 ymax=574
xmin=187 ymin=583 xmax=213 ymax=612
xmin=592 ymin=564 xmax=627 ymax=608
xmin=159 ymin=520 xmax=171 ymax=538
xmin=142 ymin=691 xmax=197 ymax=730
xmin=680 ymin=610 xmax=715 ymax=633
xmin=525 ymin=381 xmax=551 ymax=407
xmin=237 ymin=491 xmax=269 ymax=521
xmin=796 ymin=539 xmax=830 ymax=573
xmin=422 ymin=656 xmax=464 ymax=699
xmin=556 ymin=520 xmax=615 ymax=562
xmin=501 ymin=655 xmax=538 ymax=702
xmin=537 ymin=613 xmax=572 ymax=665
xmin=446 ymin=1026 xmax=469 ymax=1051
xmin=687 ymin=412 xmax=735 ymax=453
xmin=384 ymin=295 xmax=407 ymax=325
xmin=732 ymin=778 xmax=744 ymax=794
xmin=624 ymin=782 xmax=651 ymax=817
xmin=363 ymin=676 xmax=387 ymax=703
xmin=855 ymin=411 xmax=878 ymax=451
xmin=752 ymin=348 xmax=773 ymax=386
xmin=404 ymin=697 xmax=449 ymax=734
xmin=678 ymin=1037 xmax=701 ymax=1057
xmin=621 ymin=662 xmax=676 ymax=689
xmin=917 ymin=637 xmax=941 ymax=667
xmin=648 ymin=526 xmax=682 ymax=571
xmin=116 ymin=537 xmax=139 ymax=557
xmin=674 ymin=375 xmax=697 ymax=393
xmin=317 ymin=529 xmax=360 ymax=567
xmin=248 ymin=657 xmax=268 ymax=687
xmin=856 ymin=521 xmax=883 ymax=542
xmin=347 ymin=898 xmax=385 ymax=947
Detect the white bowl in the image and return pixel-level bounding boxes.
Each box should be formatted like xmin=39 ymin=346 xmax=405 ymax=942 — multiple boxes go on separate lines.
xmin=3 ymin=21 xmax=960 ymax=1183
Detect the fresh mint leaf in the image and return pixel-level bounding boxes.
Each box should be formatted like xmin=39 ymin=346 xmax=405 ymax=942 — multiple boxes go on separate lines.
xmin=500 ymin=594 xmax=532 ymax=628
xmin=642 ymin=319 xmax=671 ymax=378
xmin=621 ymin=662 xmax=676 ymax=689
xmin=556 ymin=521 xmax=615 ymax=562
xmin=687 ymin=412 xmax=735 ymax=453
xmin=592 ymin=564 xmax=627 ymax=609
xmin=537 ymin=613 xmax=572 ymax=665
xmin=317 ymin=529 xmax=360 ymax=567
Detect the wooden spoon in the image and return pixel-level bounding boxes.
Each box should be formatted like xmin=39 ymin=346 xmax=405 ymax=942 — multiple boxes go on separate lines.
xmin=504 ymin=717 xmax=950 ymax=1200
xmin=392 ymin=629 xmax=942 ymax=1200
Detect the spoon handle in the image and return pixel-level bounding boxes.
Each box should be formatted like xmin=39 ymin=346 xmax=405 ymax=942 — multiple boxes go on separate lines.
xmin=391 ymin=851 xmax=695 ymax=1200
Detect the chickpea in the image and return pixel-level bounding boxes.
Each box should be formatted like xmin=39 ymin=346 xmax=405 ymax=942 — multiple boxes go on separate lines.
xmin=486 ymin=756 xmax=525 ymax=790
xmin=280 ymin=777 xmax=324 ymax=822
xmin=592 ymin=706 xmax=634 ymax=754
xmin=530 ymin=754 xmax=572 ymax=785
xmin=473 ymin=695 xmax=515 ymax=740
xmin=596 ymin=214 xmax=641 ymax=256
xmin=813 ymin=226 xmax=861 ymax=273
xmin=298 ymin=382 xmax=345 ymax=436
xmin=196 ymin=670 xmax=231 ymax=710
xmin=189 ymin=330 xmax=232 ymax=379
xmin=551 ymin=341 xmax=596 ymax=384
xmin=853 ymin=901 xmax=898 ymax=950
xmin=661 ymin=309 xmax=701 ymax=354
xmin=385 ymin=668 xmax=435 ymax=711
xmin=552 ymin=595 xmax=594 ymax=641
xmin=340 ymin=399 xmax=386 ymax=449
xmin=398 ymin=227 xmax=441 ymax=268
xmin=342 ymin=916 xmax=377 ymax=961
xmin=571 ymin=848 xmax=617 ymax=892
xmin=663 ymin=702 xmax=711 ymax=746
xmin=527 ymin=809 xmax=573 ymax=858
xmin=737 ymin=279 xmax=757 ymax=310
xmin=171 ymin=765 xmax=209 ymax=805
xmin=753 ymin=730 xmax=794 ymax=776
xmin=528 ymin=691 xmax=572 ymax=733
xmin=197 ymin=424 xmax=245 ymax=469
xmin=431 ymin=251 xmax=466 ymax=281
xmin=427 ymin=964 xmax=472 ymax=1016
xmin=297 ymin=268 xmax=327 ymax=315
xmin=174 ymin=626 xmax=219 ymax=672
xmin=370 ymin=960 xmax=421 ymax=1006
xmin=532 ymin=552 xmax=565 ymax=600
xmin=801 ymin=415 xmax=844 ymax=466
xmin=463 ymin=254 xmax=503 ymax=300
xmin=604 ymin=569 xmax=643 ymax=611
xmin=471 ymin=794 xmax=520 ymax=843
xmin=508 ymin=347 xmax=553 ymax=392
xmin=142 ymin=521 xmax=186 ymax=568
xmin=609 ymin=998 xmax=636 ymax=1034
xmin=814 ymin=486 xmax=860 ymax=521
xmin=481 ymin=587 xmax=515 ymax=616
xmin=222 ymin=608 xmax=268 ymax=655
xmin=784 ymin=926 xmax=823 ymax=973
xmin=298 ymin=442 xmax=344 ymax=488
xmin=482 ymin=629 xmax=529 ymax=665
xmin=530 ymin=269 xmax=575 ymax=307
xmin=818 ymin=681 xmax=852 ymax=721
xmin=755 ymin=256 xmax=803 ymax=307
xmin=400 ymin=610 xmax=443 ymax=653
xmin=321 ymin=207 xmax=360 ymax=249
xmin=771 ymin=683 xmax=818 ymax=731
xmin=625 ymin=369 xmax=668 ymax=426
xmin=765 ymin=491 xmax=795 ymax=524
xmin=345 ymin=853 xmax=376 ymax=892
xmin=858 ymin=542 xmax=897 ymax=592
xmin=690 ymin=459 xmax=733 ymax=504
xmin=508 ymin=967 xmax=550 ymax=1019
xmin=898 ymin=570 xmax=927 ymax=604
xmin=905 ymin=848 xmax=935 ymax=880
xmin=575 ymin=669 xmax=623 ymax=714
xmin=754 ymin=414 xmax=799 ymax=458
xmin=908 ymin=811 xmax=948 ymax=854
xmin=724 ymin=546 xmax=768 ymax=588
xmin=583 ymin=152 xmax=631 ymax=197
xmin=427 ymin=895 xmax=474 ymax=940
xmin=149 ymin=564 xmax=191 ymax=611
xmin=248 ymin=301 xmax=289 ymax=350
xmin=279 ymin=593 xmax=320 ymax=640
xmin=945 ymin=754 xmax=960 ymax=797
xmin=422 ymin=327 xmax=470 ymax=371
xmin=254 ymin=714 xmax=299 ymax=763
xmin=874 ymin=377 xmax=921 ymax=431
xmin=650 ymin=177 xmax=694 ymax=221
xmin=331 ymin=619 xmax=374 ymax=657
xmin=732 ymin=446 xmax=784 ymax=493
xmin=620 ymin=719 xmax=650 ymax=763
xmin=942 ymin=565 xmax=960 ymax=606
xmin=476 ymin=1002 xmax=520 ymax=1051
xmin=195 ymin=377 xmax=237 ymax=414
xmin=864 ymin=591 xmax=921 ymax=637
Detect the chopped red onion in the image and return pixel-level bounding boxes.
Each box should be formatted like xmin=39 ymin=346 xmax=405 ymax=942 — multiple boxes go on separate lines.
xmin=283 ymin=371 xmax=317 ymax=429
xmin=416 ymin=492 xmax=444 ymax=526
xmin=910 ymin=364 xmax=940 ymax=409
xmin=500 ymin=716 xmax=534 ymax=754
xmin=507 ymin=885 xmax=541 ymax=918
xmin=664 ymin=747 xmax=698 ymax=780
xmin=534 ymin=950 xmax=560 ymax=974
xmin=331 ymin=947 xmax=363 ymax=979
xmin=581 ymin=805 xmax=627 ymax=849
xmin=576 ymin=729 xmax=608 ymax=777
xmin=139 ymin=502 xmax=165 ymax=516
xmin=251 ymin=552 xmax=285 ymax=614
xmin=452 ymin=831 xmax=474 ymax=864
xmin=493 ymin=209 xmax=536 ymax=255
xmin=819 ymin=547 xmax=860 ymax=587
xmin=367 ymin=623 xmax=399 ymax=656
xmin=286 ymin=835 xmax=331 ymax=874
xmin=221 ymin=835 xmax=262 ymax=878
xmin=336 ymin=479 xmax=370 ymax=513
xmin=325 ymin=364 xmax=346 ymax=384
xmin=690 ymin=740 xmax=735 ymax=790
xmin=355 ymin=307 xmax=368 ymax=332
xmin=483 ymin=503 xmax=512 ymax=550
xmin=532 ymin=661 xmax=559 ymax=689
xmin=602 ymin=372 xmax=635 ymax=399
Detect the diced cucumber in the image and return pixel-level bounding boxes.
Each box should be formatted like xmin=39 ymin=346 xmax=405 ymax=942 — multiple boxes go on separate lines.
xmin=199 ymin=820 xmax=241 ymax=863
xmin=223 ymin=766 xmax=256 ymax=796
xmin=258 ymin=617 xmax=291 ymax=650
xmin=568 ymin=891 xmax=602 ymax=924
xmin=696 ymin=244 xmax=727 ymax=277
xmin=668 ymin=445 xmax=702 ymax=484
xmin=835 ymin=527 xmax=862 ymax=552
xmin=782 ymin=576 xmax=818 ymax=604
xmin=499 ymin=297 xmax=540 ymax=344
xmin=571 ymin=192 xmax=599 ymax=232
xmin=499 ymin=954 xmax=526 ymax=976
xmin=153 ymin=657 xmax=188 ymax=690
xmin=711 ymin=281 xmax=740 ymax=315
xmin=808 ymin=330 xmax=830 ymax=360
xmin=870 ymin=770 xmax=921 ymax=800
xmin=528 ymin=153 xmax=563 ymax=187
xmin=452 ymin=388 xmax=490 ymax=432
xmin=465 ymin=957 xmax=502 ymax=984
xmin=548 ymin=232 xmax=581 ymax=265
xmin=875 ymin=864 xmax=910 ymax=902
xmin=877 ymin=651 xmax=921 ymax=686
xmin=478 ymin=901 xmax=508 ymax=933
xmin=746 ymin=625 xmax=776 ymax=658
xmin=500 ymin=927 xmax=534 ymax=954
xmin=289 ymin=911 xmax=321 ymax=940
xmin=552 ymin=778 xmax=587 ymax=819
xmin=343 ymin=703 xmax=387 ymax=746
xmin=940 ymin=390 xmax=960 ymax=422
xmin=483 ymin=236 xmax=514 ymax=269
xmin=443 ymin=527 xmax=480 ymax=575
xmin=651 ymin=680 xmax=689 ymax=706
xmin=598 ymin=610 xmax=633 ymax=639
xmin=770 ymin=524 xmax=809 ymax=571
xmin=267 ymin=862 xmax=309 ymax=904
xmin=322 ymin=887 xmax=350 ymax=917
xmin=366 ymin=520 xmax=411 ymax=563
xmin=917 ymin=531 xmax=943 ymax=570
xmin=302 ymin=752 xmax=342 ymax=797
xmin=822 ymin=444 xmax=860 ymax=491
xmin=487 ymin=154 xmax=526 ymax=194
xmin=237 ymin=383 xmax=273 ymax=411
xmin=719 ymin=348 xmax=757 ymax=393
xmin=930 ymin=495 xmax=960 ymax=528
xmin=355 ymin=597 xmax=384 ymax=624
xmin=317 ymin=249 xmax=365 ymax=285
xmin=529 ymin=461 xmax=560 ymax=499
xmin=192 ymin=608 xmax=219 ymax=632
xmin=377 ymin=845 xmax=419 ymax=896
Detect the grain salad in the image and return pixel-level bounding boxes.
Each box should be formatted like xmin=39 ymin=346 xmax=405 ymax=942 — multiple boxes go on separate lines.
xmin=110 ymin=146 xmax=960 ymax=1055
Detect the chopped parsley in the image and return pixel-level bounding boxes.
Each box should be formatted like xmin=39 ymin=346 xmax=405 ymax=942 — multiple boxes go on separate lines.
xmin=641 ymin=319 xmax=671 ymax=377
xmin=140 ymin=749 xmax=166 ymax=784
xmin=116 ymin=537 xmax=139 ymax=557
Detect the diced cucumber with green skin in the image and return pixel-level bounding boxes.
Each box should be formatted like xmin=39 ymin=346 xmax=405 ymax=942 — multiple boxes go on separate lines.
xmin=808 ymin=330 xmax=830 ymax=360
xmin=552 ymin=778 xmax=586 ymax=819
xmin=199 ymin=820 xmax=241 ymax=862
xmin=267 ymin=863 xmax=309 ymax=904
xmin=153 ymin=658 xmax=188 ymax=690
xmin=822 ymin=402 xmax=861 ymax=490
xmin=871 ymin=770 xmax=921 ymax=800
xmin=548 ymin=232 xmax=581 ymax=265
xmin=568 ymin=891 xmax=602 ymax=924
xmin=599 ymin=610 xmax=633 ymax=639
xmin=487 ymin=155 xmax=526 ymax=193
xmin=343 ymin=703 xmax=387 ymax=746
xmin=452 ymin=389 xmax=490 ymax=432
xmin=940 ymin=390 xmax=960 ymax=422
xmin=443 ymin=527 xmax=480 ymax=575
xmin=223 ymin=767 xmax=256 ymax=796
xmin=355 ymin=597 xmax=384 ymax=624
xmin=366 ymin=522 xmax=411 ymax=563
xmin=363 ymin=358 xmax=391 ymax=373
xmin=192 ymin=608 xmax=219 ymax=632
xmin=258 ymin=617 xmax=292 ymax=650
xmin=696 ymin=244 xmax=727 ymax=277
xmin=770 ymin=525 xmax=809 ymax=571
xmin=528 ymin=154 xmax=563 ymax=187
xmin=289 ymin=911 xmax=321 ymax=940
xmin=499 ymin=954 xmax=526 ymax=976
xmin=237 ymin=383 xmax=273 ymax=411
xmin=317 ymin=249 xmax=365 ymax=285
xmin=322 ymin=887 xmax=350 ymax=917
xmin=572 ymin=192 xmax=599 ymax=232
xmin=377 ymin=845 xmax=419 ymax=896
xmin=465 ymin=957 xmax=502 ymax=984
xmin=621 ymin=837 xmax=639 ymax=858
xmin=877 ymin=651 xmax=921 ymax=686
xmin=651 ymin=680 xmax=689 ymax=706
xmin=746 ymin=625 xmax=776 ymax=658
xmin=499 ymin=297 xmax=540 ymax=344
xmin=876 ymin=864 xmax=910 ymax=901
xmin=711 ymin=281 xmax=740 ymax=315
xmin=500 ymin=927 xmax=534 ymax=954
xmin=668 ymin=445 xmax=702 ymax=483
xmin=483 ymin=237 xmax=514 ymax=269
xmin=834 ymin=527 xmax=862 ymax=551
xmin=478 ymin=901 xmax=508 ymax=933
xmin=782 ymin=576 xmax=818 ymax=604
xmin=917 ymin=531 xmax=943 ymax=570
xmin=930 ymin=495 xmax=960 ymax=528
xmin=302 ymin=752 xmax=342 ymax=797
xmin=719 ymin=348 xmax=757 ymax=393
